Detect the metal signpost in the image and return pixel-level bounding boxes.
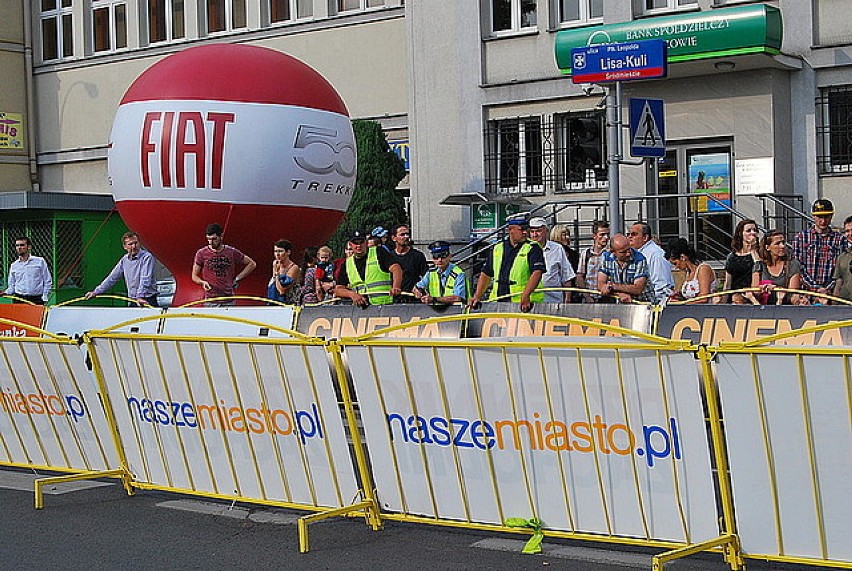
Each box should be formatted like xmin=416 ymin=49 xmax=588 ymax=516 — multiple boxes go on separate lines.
xmin=570 ymin=39 xmax=667 ymax=233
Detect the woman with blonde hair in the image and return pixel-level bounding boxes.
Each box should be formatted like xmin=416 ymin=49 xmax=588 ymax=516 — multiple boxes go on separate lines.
xmin=550 ymin=223 xmax=579 ymax=300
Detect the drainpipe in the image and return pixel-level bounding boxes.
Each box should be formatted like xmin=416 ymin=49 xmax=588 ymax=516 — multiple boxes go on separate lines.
xmin=23 ymin=0 xmax=40 ymax=192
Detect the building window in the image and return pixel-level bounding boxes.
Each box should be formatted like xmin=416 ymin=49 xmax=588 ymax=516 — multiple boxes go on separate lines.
xmin=92 ymin=0 xmax=127 ymax=52
xmin=485 ymin=117 xmax=544 ymax=194
xmin=270 ymin=0 xmax=313 ymax=22
xmin=149 ymin=0 xmax=185 ymax=43
xmin=817 ymin=86 xmax=852 ymax=174
xmin=491 ymin=0 xmax=537 ymax=33
xmin=337 ymin=0 xmax=384 ymax=13
xmin=556 ymin=111 xmax=607 ymax=191
xmin=40 ymin=0 xmax=74 ymax=61
xmin=643 ymin=0 xmax=697 ymax=13
xmin=207 ymin=0 xmax=247 ymax=33
xmin=558 ymin=0 xmax=603 ymax=25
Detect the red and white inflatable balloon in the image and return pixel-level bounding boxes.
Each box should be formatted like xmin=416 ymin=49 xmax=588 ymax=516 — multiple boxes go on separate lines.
xmin=109 ymin=44 xmax=355 ymax=305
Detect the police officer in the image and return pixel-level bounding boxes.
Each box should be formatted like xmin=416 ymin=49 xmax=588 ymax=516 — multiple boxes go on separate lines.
xmin=468 ymin=212 xmax=545 ymax=312
xmin=334 ymin=229 xmax=403 ymax=306
xmin=413 ymin=241 xmax=469 ymax=305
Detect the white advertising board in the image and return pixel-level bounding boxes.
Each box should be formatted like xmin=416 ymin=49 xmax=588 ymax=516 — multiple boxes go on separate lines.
xmin=89 ymin=336 xmax=357 ymax=508
xmin=347 ymin=339 xmax=718 ymax=543
xmin=44 ymin=307 xmax=163 ymax=337
xmin=161 ymin=307 xmax=296 ymax=337
xmin=716 ymin=353 xmax=852 ymax=563
xmin=0 ymin=340 xmax=119 ymax=471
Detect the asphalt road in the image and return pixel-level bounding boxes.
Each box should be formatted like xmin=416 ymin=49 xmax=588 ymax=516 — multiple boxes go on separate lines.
xmin=0 ymin=468 xmax=834 ymax=571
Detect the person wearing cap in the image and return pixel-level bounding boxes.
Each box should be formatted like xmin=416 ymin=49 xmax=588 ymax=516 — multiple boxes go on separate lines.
xmin=468 ymin=212 xmax=545 ymax=312
xmin=792 ymin=198 xmax=846 ymax=302
xmin=527 ymin=217 xmax=575 ymax=303
xmin=369 ymin=226 xmax=391 ymax=251
xmin=390 ymin=223 xmax=429 ymax=303
xmin=334 ymin=229 xmax=403 ymax=306
xmin=413 ymin=241 xmax=469 ymax=305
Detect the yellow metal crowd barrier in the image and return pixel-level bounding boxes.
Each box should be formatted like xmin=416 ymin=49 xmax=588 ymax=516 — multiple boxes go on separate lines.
xmin=710 ymin=321 xmax=852 ymax=569
xmin=336 ymin=313 xmax=741 ymax=569
xmin=82 ymin=313 xmax=381 ymax=547
xmin=0 ymin=318 xmax=127 ymax=505
xmin=0 ymin=309 xmax=850 ymax=569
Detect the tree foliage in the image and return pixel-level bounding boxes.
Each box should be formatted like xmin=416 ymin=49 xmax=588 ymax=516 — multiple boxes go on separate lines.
xmin=328 ymin=120 xmax=407 ymax=255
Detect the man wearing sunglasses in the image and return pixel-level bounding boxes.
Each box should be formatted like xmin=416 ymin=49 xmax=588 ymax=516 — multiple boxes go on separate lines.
xmin=413 ymin=241 xmax=469 ymax=305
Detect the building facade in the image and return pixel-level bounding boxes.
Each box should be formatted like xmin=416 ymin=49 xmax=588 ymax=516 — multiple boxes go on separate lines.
xmin=2 ymin=0 xmax=852 ymax=275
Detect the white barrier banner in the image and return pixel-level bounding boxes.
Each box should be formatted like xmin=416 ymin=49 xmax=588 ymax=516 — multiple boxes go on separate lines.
xmin=44 ymin=307 xmax=163 ymax=337
xmin=0 ymin=340 xmax=118 ymax=471
xmin=716 ymin=353 xmax=852 ymax=563
xmin=161 ymin=307 xmax=296 ymax=337
xmin=89 ymin=336 xmax=357 ymax=508
xmin=347 ymin=340 xmax=718 ymax=543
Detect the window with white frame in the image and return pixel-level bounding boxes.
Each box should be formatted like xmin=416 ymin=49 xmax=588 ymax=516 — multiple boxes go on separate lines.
xmin=269 ymin=0 xmax=313 ymax=22
xmin=485 ymin=117 xmax=544 ymax=194
xmin=207 ymin=0 xmax=247 ymax=33
xmin=558 ymin=0 xmax=603 ymax=25
xmin=92 ymin=0 xmax=127 ymax=53
xmin=149 ymin=0 xmax=185 ymax=44
xmin=337 ymin=0 xmax=385 ymax=13
xmin=817 ymin=86 xmax=852 ymax=174
xmin=643 ymin=0 xmax=697 ymax=13
xmin=40 ymin=0 xmax=74 ymax=61
xmin=491 ymin=0 xmax=537 ymax=34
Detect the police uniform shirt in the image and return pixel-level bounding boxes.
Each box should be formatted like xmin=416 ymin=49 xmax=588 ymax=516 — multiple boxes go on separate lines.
xmin=482 ymin=239 xmax=546 ymax=297
xmin=337 ymin=246 xmax=399 ymax=287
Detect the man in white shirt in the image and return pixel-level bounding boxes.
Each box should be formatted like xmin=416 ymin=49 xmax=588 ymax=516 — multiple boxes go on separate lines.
xmin=528 ymin=217 xmax=576 ymax=303
xmin=5 ymin=236 xmax=52 ymax=304
xmin=628 ymin=222 xmax=673 ymax=303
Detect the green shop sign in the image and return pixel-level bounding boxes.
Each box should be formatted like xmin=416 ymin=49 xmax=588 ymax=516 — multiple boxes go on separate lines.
xmin=555 ymin=4 xmax=782 ymax=74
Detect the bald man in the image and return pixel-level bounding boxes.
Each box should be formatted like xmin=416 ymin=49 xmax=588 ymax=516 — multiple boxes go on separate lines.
xmin=597 ymin=233 xmax=653 ymax=303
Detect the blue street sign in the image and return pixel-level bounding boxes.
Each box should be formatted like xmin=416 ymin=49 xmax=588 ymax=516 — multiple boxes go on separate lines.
xmin=629 ymin=98 xmax=666 ymax=158
xmin=571 ymin=39 xmax=667 ymax=84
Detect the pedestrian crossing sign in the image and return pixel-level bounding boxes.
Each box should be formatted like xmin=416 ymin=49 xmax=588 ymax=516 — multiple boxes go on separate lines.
xmin=629 ymin=98 xmax=665 ymax=158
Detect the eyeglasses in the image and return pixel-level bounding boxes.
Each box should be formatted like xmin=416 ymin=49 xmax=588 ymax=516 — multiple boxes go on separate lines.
xmin=432 ymin=252 xmax=449 ymax=259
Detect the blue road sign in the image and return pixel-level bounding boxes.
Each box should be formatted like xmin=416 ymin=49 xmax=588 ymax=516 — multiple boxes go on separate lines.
xmin=629 ymin=98 xmax=666 ymax=158
xmin=571 ymin=39 xmax=667 ymax=84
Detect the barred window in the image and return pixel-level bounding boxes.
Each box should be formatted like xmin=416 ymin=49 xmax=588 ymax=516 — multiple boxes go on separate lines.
xmin=484 ymin=113 xmax=607 ymax=195
xmin=484 ymin=117 xmax=544 ymax=194
xmin=555 ymin=111 xmax=607 ymax=191
xmin=817 ymin=86 xmax=852 ymax=174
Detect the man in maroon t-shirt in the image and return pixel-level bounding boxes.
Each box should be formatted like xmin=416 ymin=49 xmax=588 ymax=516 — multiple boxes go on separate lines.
xmin=191 ymin=223 xmax=257 ymax=305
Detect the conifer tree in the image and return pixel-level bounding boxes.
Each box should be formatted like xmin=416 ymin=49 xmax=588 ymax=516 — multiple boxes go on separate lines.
xmin=328 ymin=120 xmax=407 ymax=254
